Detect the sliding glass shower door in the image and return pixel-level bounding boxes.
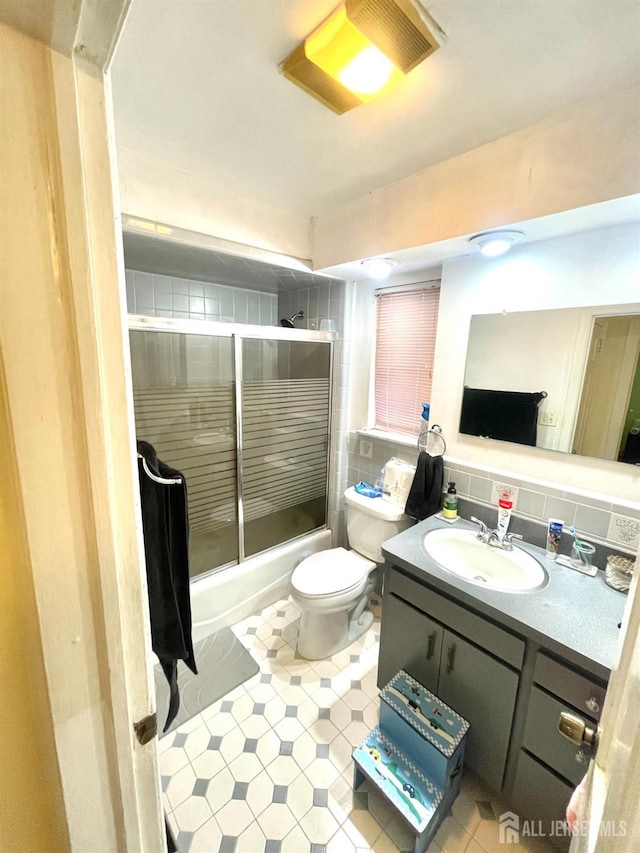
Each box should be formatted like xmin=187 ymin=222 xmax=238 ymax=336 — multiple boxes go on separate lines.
xmin=129 ymin=322 xmax=332 ymax=578
xmin=239 ymin=338 xmax=331 ymax=558
xmin=129 ymin=328 xmax=239 ymax=577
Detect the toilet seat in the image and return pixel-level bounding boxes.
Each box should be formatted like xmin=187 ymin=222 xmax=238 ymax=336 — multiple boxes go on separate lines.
xmin=291 ymin=547 xmax=374 ymax=599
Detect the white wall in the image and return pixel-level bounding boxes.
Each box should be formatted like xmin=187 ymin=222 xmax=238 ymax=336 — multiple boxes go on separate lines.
xmin=117 ymin=147 xmax=312 ymax=260
xmin=430 ymin=222 xmax=640 ymax=501
xmin=312 ymin=86 xmax=640 ymax=269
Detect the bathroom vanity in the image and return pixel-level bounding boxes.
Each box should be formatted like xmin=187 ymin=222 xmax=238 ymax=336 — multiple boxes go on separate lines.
xmin=379 ymin=516 xmax=626 ymax=850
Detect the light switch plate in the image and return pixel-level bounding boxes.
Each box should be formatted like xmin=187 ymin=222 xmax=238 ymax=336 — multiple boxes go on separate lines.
xmin=607 ymin=514 xmax=640 ymax=549
xmin=491 ymin=481 xmax=519 ymax=510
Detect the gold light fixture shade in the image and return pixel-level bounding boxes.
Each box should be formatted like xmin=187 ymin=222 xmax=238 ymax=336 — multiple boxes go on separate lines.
xmin=280 ymin=0 xmax=440 ymax=114
xmin=305 ymin=6 xmax=404 ymax=101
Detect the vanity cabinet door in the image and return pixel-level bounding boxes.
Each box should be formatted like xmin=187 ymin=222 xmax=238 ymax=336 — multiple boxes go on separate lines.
xmin=437 ymin=630 xmax=518 ymax=793
xmin=377 ymin=594 xmax=443 ymax=692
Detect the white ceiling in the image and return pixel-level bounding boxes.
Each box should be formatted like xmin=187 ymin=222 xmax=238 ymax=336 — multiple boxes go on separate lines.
xmin=111 ymin=0 xmax=640 ymax=222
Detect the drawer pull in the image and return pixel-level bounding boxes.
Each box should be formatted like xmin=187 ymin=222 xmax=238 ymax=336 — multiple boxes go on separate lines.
xmin=585 ymin=696 xmax=600 ymax=714
xmin=426 ymin=632 xmax=435 ymax=661
xmin=446 ymin=644 xmax=456 ymax=675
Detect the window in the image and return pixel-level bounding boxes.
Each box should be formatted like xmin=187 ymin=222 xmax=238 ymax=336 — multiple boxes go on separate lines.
xmin=374 ymin=282 xmax=440 ymax=435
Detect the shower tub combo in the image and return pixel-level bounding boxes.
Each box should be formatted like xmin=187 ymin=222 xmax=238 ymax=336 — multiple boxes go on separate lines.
xmin=128 ymin=316 xmax=335 ymax=640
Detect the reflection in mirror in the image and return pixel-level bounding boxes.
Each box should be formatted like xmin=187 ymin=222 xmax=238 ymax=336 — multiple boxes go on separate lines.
xmin=462 ymin=306 xmax=640 ymax=465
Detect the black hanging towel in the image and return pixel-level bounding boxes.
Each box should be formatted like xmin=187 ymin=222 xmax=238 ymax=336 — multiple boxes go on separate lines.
xmin=405 ymin=452 xmax=444 ymax=521
xmin=460 ymin=388 xmax=545 ymax=446
xmin=137 ymin=440 xmax=197 ymax=731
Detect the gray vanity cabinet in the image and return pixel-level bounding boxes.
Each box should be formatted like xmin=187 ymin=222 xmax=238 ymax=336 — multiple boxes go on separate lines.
xmin=437 ymin=630 xmax=519 ymax=793
xmin=379 ymin=569 xmax=523 ymax=793
xmin=377 ymin=593 xmax=443 ymax=692
xmin=510 ymin=652 xmax=606 ymax=851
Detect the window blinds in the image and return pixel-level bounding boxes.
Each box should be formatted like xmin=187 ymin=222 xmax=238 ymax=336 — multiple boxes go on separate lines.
xmin=374 ymin=284 xmax=441 ymax=435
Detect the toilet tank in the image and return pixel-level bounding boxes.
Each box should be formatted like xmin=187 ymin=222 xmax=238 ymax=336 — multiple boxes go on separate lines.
xmin=344 ymin=486 xmax=413 ymax=563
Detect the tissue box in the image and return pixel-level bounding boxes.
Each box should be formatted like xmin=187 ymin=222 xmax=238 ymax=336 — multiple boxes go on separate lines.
xmin=379 ymin=671 xmax=469 ymax=791
xmin=382 ymin=457 xmax=416 ymax=509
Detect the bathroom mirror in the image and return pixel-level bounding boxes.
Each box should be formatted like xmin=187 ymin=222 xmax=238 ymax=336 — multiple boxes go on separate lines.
xmin=461 ymin=304 xmax=640 ymax=465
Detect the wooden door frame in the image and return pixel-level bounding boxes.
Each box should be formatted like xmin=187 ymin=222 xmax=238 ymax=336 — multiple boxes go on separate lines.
xmin=0 ymin=2 xmax=163 ymax=850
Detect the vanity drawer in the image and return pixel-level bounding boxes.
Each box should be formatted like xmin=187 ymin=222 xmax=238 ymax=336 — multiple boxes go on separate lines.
xmin=534 ymin=653 xmax=606 ymax=720
xmin=388 ymin=570 xmax=524 ymax=669
xmin=522 ymin=686 xmax=594 ymax=786
xmin=510 ymin=751 xmax=572 ymax=852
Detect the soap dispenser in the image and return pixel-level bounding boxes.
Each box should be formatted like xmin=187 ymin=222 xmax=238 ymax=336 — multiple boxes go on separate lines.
xmin=442 ymin=482 xmax=458 ymax=520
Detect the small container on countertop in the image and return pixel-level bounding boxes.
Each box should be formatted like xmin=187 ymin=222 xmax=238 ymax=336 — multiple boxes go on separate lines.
xmin=605 ymin=555 xmax=635 ymax=593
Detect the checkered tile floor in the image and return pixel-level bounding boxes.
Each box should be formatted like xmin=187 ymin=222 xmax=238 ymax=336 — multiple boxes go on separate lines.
xmin=161 ymin=597 xmax=544 ymax=852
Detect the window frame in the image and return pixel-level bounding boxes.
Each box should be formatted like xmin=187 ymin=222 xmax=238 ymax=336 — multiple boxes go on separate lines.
xmin=369 ymin=279 xmax=441 ymax=439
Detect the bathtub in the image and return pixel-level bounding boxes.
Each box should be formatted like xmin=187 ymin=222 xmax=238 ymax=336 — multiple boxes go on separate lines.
xmin=190 ymin=529 xmax=333 ymax=643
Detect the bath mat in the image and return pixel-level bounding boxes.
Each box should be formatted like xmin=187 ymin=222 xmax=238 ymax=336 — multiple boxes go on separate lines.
xmin=155 ymin=627 xmax=259 ymax=736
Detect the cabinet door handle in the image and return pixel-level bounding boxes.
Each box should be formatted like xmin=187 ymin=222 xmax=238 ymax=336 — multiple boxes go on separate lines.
xmin=426 ymin=632 xmax=435 ymax=661
xmin=446 ymin=644 xmax=456 ymax=675
xmin=585 ymin=696 xmax=600 ymax=714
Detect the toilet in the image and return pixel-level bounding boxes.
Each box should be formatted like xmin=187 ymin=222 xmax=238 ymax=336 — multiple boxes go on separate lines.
xmin=290 ymin=486 xmax=413 ymax=660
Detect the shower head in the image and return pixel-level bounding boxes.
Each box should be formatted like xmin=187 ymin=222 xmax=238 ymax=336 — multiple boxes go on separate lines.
xmin=280 ymin=311 xmax=304 ymax=328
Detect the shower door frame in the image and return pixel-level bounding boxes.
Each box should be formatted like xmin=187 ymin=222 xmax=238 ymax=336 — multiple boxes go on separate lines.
xmin=128 ymin=314 xmax=336 ymax=577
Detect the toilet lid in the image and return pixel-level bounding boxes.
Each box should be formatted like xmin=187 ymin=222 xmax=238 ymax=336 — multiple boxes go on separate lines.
xmin=292 ymin=547 xmax=371 ymax=597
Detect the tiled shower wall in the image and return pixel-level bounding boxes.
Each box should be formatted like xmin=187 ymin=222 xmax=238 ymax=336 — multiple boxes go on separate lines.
xmin=125 ymin=269 xmax=279 ymax=325
xmin=347 ymin=435 xmax=640 ymax=558
xmin=277 ymin=280 xmax=344 ymax=333
xmin=126 ymin=265 xmax=352 ymax=550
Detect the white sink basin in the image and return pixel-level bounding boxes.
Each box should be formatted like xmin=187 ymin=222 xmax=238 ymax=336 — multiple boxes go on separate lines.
xmin=422 ymin=528 xmax=548 ymax=593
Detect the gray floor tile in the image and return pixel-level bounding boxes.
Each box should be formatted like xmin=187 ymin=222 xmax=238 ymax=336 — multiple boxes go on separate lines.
xmin=192 ymin=778 xmax=208 ymax=796
xmin=272 ymin=784 xmax=287 ymax=804
xmin=232 ymin=781 xmax=249 ymax=800
xmin=313 ymin=788 xmax=328 ymax=807
xmin=176 ymin=830 xmax=193 ymax=851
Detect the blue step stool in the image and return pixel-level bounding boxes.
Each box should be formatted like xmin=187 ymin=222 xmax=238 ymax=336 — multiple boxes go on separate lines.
xmin=352 ymin=671 xmax=469 ymax=853
xmin=380 ymin=670 xmax=469 ymax=792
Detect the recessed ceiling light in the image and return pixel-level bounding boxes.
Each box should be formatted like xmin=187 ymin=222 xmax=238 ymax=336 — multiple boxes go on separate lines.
xmin=469 ymin=231 xmax=524 ymax=257
xmin=360 ymin=258 xmax=398 ymax=279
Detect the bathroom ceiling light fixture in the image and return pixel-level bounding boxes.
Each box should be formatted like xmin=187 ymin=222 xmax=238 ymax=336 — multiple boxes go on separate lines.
xmin=360 ymin=257 xmax=398 ymax=279
xmin=280 ymin=0 xmax=440 ymax=114
xmin=469 ymin=231 xmax=525 ymax=258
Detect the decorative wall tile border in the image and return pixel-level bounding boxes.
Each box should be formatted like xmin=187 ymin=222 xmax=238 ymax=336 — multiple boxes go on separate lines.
xmin=345 ymin=432 xmax=639 ymax=558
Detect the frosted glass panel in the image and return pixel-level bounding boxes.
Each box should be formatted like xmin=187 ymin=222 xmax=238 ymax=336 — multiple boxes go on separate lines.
xmin=129 ymin=330 xmax=238 ymax=576
xmin=241 ymin=339 xmax=331 ymax=558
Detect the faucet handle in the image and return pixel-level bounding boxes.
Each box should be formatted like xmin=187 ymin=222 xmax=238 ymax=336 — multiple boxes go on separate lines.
xmin=470 ymin=517 xmax=489 ymax=539
xmin=503 ymin=532 xmax=524 ymax=550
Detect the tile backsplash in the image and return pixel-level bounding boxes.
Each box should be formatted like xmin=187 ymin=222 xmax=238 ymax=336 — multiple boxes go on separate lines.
xmin=347 ymin=433 xmax=639 ymax=558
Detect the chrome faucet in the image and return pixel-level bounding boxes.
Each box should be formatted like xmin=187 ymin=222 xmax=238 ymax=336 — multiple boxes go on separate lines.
xmin=470 ymin=517 xmax=490 ymax=543
xmin=471 ymin=517 xmax=523 ymax=551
